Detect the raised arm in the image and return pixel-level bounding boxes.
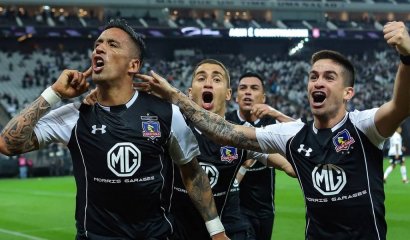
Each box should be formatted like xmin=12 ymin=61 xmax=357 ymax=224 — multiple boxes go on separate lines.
xmin=179 ymin=159 xmax=229 ymax=239
xmin=0 ymin=68 xmax=91 ymax=156
xmin=375 ymin=21 xmax=410 ymax=137
xmin=136 ymin=71 xmax=263 ymax=152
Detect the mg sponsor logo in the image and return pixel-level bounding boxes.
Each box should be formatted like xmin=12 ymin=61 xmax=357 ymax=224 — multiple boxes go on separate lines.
xmin=199 ymin=162 xmax=219 ymax=188
xmin=312 ymin=164 xmax=346 ymax=196
xmin=107 ymin=143 xmax=141 ymax=177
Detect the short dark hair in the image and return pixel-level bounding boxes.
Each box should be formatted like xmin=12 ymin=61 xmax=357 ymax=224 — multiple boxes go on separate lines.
xmin=104 ymin=18 xmax=146 ymax=63
xmin=311 ymin=50 xmax=355 ymax=87
xmin=238 ymin=72 xmax=265 ymax=90
xmin=192 ymin=59 xmax=230 ymax=87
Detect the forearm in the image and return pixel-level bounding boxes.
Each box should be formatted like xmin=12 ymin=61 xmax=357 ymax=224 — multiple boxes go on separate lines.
xmin=274 ymin=113 xmax=295 ymax=123
xmin=267 ymin=154 xmax=296 ymax=177
xmin=376 ymin=64 xmax=410 ymax=137
xmin=171 ymin=90 xmax=261 ymax=151
xmin=182 ymin=164 xmax=219 ymax=221
xmin=392 ymin=63 xmax=410 ymax=116
xmin=0 ymin=96 xmax=50 ymax=155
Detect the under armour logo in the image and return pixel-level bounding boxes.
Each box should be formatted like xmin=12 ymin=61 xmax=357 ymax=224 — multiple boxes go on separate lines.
xmin=297 ymin=144 xmax=312 ymax=157
xmin=91 ymin=125 xmax=107 ymax=134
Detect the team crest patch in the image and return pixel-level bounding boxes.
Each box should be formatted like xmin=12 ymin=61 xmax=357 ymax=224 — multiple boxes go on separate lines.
xmin=220 ymin=146 xmax=238 ymax=163
xmin=142 ymin=121 xmax=161 ymax=139
xmin=332 ymin=129 xmax=355 ymax=152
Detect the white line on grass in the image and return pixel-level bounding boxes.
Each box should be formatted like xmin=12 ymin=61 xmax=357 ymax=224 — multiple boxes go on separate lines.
xmin=0 ymin=228 xmax=48 ymax=240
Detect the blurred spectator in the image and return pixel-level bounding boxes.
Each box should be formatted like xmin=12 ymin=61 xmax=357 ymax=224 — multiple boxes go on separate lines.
xmin=18 ymin=154 xmax=28 ymax=179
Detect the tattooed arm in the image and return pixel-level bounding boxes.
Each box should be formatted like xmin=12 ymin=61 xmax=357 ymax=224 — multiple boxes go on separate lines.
xmin=0 ymin=68 xmax=91 ymax=156
xmin=0 ymin=98 xmax=50 ymax=155
xmin=136 ymin=71 xmax=263 ymax=152
xmin=179 ymin=158 xmax=229 ymax=239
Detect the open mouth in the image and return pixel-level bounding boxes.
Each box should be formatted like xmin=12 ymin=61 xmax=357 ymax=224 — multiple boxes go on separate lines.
xmin=312 ymin=91 xmax=326 ymax=104
xmin=312 ymin=92 xmax=326 ymax=107
xmin=202 ymin=91 xmax=214 ymax=110
xmin=242 ymin=97 xmax=253 ymax=105
xmin=93 ymin=56 xmax=105 ymax=73
xmin=203 ymin=91 xmax=213 ymax=103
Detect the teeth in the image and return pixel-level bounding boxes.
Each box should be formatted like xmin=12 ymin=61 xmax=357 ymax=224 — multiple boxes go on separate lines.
xmin=96 ymin=59 xmax=104 ymax=67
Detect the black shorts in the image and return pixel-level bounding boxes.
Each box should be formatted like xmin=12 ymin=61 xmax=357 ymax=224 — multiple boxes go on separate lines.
xmin=389 ymin=155 xmax=404 ymax=165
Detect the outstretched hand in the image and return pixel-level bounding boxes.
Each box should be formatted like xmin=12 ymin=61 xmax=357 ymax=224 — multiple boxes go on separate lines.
xmin=134 ymin=70 xmax=179 ymax=102
xmin=52 ymin=67 xmax=92 ymax=99
xmin=383 ymin=21 xmax=410 ymax=56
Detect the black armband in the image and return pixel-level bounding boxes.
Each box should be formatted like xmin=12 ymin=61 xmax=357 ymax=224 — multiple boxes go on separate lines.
xmin=400 ymin=54 xmax=410 ymax=65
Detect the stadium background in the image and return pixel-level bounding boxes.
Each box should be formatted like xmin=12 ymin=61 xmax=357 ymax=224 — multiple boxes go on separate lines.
xmin=0 ymin=0 xmax=409 ymax=239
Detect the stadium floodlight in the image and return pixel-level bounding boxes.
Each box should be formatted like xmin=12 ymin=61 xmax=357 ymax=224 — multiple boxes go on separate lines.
xmin=289 ymin=39 xmax=307 ymax=56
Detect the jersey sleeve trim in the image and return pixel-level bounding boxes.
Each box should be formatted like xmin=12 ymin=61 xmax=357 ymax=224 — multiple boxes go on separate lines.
xmin=34 ymin=103 xmax=80 ymax=148
xmin=167 ymin=105 xmax=200 ymax=165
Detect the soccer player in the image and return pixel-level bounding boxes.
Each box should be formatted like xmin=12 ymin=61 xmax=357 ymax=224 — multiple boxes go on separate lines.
xmin=85 ymin=59 xmax=294 ymax=239
xmin=0 ymin=19 xmax=228 ymax=240
xmin=154 ymin=59 xmax=294 ymax=239
xmin=134 ymin=21 xmax=410 ymax=240
xmin=383 ymin=126 xmax=409 ymax=183
xmin=226 ymin=72 xmax=294 ymax=240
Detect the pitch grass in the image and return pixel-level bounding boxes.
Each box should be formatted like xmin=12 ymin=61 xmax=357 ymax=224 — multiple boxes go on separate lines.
xmin=0 ymin=160 xmax=409 ymax=240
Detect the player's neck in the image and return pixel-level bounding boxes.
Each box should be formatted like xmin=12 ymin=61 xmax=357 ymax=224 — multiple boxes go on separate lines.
xmin=240 ymin=109 xmax=258 ymax=123
xmin=97 ymin=83 xmax=135 ymax=106
xmin=313 ymin=109 xmax=346 ymax=129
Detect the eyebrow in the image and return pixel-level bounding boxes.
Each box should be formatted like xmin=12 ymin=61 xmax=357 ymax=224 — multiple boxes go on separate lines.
xmin=195 ymin=70 xmax=224 ymax=76
xmin=94 ymin=38 xmax=121 ymax=46
xmin=309 ymin=70 xmax=338 ymax=75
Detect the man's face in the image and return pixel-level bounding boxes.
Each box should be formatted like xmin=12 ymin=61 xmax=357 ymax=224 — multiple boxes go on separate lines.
xmin=91 ymin=28 xmax=139 ymax=83
xmin=236 ymin=76 xmax=265 ymax=112
xmin=189 ymin=63 xmax=231 ymax=116
xmin=307 ymin=59 xmax=353 ymax=119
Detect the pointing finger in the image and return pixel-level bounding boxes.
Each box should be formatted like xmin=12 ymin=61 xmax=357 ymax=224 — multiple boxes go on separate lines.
xmin=83 ymin=67 xmax=92 ymax=78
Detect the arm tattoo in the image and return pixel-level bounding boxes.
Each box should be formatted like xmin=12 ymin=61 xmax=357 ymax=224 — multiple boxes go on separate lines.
xmin=174 ymin=91 xmax=261 ymax=151
xmin=1 ymin=97 xmax=50 ymax=155
xmin=181 ymin=159 xmax=218 ymax=221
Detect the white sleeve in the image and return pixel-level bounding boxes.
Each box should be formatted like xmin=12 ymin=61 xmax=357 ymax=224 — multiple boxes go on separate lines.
xmin=246 ymin=150 xmax=269 ymax=166
xmin=349 ymin=109 xmax=386 ymax=150
xmin=255 ymin=120 xmax=304 ymax=155
xmin=33 ymin=103 xmax=80 ymax=148
xmin=167 ymin=105 xmax=200 ymax=165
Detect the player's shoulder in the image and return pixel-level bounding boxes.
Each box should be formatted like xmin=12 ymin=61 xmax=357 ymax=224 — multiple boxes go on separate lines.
xmin=263 ymin=119 xmax=305 ymax=134
xmin=348 ymin=108 xmax=378 ymax=124
xmin=225 ymin=110 xmax=239 ymax=121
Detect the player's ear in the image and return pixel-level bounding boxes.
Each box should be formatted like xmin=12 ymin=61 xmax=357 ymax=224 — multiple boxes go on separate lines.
xmin=128 ymin=58 xmax=141 ymax=74
xmin=343 ymin=87 xmax=354 ymax=102
xmin=188 ymin=88 xmax=193 ymax=99
xmin=226 ymin=88 xmax=232 ymax=101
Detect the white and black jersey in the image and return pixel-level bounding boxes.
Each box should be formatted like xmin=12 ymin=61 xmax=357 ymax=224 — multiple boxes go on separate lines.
xmin=34 ymin=91 xmax=200 ymax=239
xmin=256 ymin=109 xmax=387 ymax=240
xmin=388 ymin=131 xmax=403 ymax=157
xmin=172 ymin=121 xmax=268 ymax=239
xmin=226 ymin=110 xmax=276 ymax=220
xmin=388 ymin=132 xmax=404 ymax=164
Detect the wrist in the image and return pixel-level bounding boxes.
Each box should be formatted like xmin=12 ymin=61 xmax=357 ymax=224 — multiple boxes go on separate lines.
xmin=238 ymin=166 xmax=247 ymax=175
xmin=41 ymin=86 xmax=62 ymax=106
xmin=170 ymin=88 xmax=183 ymax=105
xmin=205 ymin=216 xmax=225 ymax=237
xmin=400 ymin=54 xmax=410 ymax=65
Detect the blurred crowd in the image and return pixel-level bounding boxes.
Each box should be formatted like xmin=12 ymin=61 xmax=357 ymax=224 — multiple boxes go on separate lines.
xmin=0 ymin=47 xmax=399 ymax=120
